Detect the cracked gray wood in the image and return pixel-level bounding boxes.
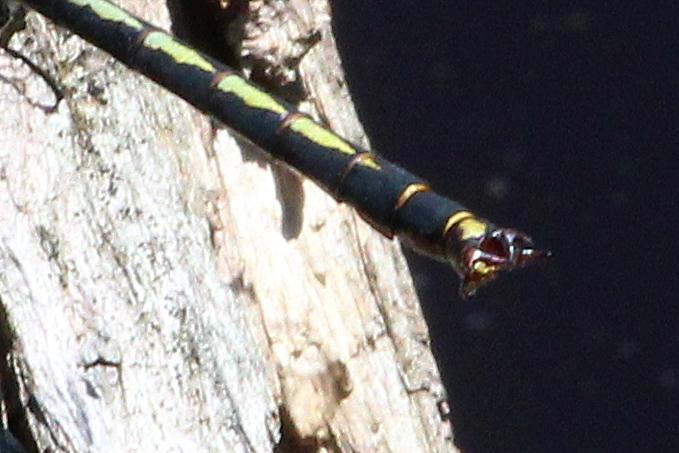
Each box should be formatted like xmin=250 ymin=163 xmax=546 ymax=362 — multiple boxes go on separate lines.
xmin=0 ymin=0 xmax=456 ymax=451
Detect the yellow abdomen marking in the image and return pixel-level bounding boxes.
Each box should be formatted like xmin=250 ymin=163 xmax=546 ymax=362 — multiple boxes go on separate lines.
xmin=71 ymin=0 xmax=143 ymax=30
xmin=143 ymin=31 xmax=215 ymax=73
xmin=351 ymin=152 xmax=381 ymax=171
xmin=216 ymin=75 xmax=287 ymax=115
xmin=472 ymin=260 xmax=494 ymax=276
xmin=444 ymin=211 xmax=487 ymax=240
xmin=444 ymin=211 xmax=473 ymax=234
xmin=457 ymin=217 xmax=488 ymax=240
xmin=289 ymin=116 xmax=358 ymax=156
xmin=395 ymin=183 xmax=430 ymax=211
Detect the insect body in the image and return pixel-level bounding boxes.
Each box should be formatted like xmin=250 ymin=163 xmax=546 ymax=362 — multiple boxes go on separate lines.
xmin=15 ymin=0 xmax=550 ymax=297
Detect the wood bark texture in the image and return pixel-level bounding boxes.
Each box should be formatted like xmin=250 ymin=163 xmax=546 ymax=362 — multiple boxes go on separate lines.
xmin=0 ymin=0 xmax=456 ymax=451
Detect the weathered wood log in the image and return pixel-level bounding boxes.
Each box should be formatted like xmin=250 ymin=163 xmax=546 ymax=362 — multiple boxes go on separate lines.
xmin=0 ymin=1 xmax=455 ymax=451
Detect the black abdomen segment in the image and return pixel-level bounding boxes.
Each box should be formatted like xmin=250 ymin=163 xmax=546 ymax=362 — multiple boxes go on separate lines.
xmin=20 ymin=0 xmax=550 ymax=296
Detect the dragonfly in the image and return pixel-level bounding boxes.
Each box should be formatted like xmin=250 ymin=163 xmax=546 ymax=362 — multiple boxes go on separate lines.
xmin=7 ymin=0 xmax=550 ymax=297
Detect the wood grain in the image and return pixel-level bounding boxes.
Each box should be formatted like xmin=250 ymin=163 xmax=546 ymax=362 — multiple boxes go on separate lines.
xmin=0 ymin=1 xmax=455 ymax=451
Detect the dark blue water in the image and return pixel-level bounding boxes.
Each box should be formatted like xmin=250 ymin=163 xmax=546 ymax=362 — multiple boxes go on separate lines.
xmin=333 ymin=2 xmax=678 ymax=451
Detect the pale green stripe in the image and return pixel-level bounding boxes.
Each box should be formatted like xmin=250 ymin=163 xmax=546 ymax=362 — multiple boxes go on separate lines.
xmin=216 ymin=75 xmax=287 ymax=115
xmin=70 ymin=0 xmax=143 ymax=30
xmin=143 ymin=31 xmax=215 ymax=73
xmin=290 ymin=117 xmax=357 ymax=156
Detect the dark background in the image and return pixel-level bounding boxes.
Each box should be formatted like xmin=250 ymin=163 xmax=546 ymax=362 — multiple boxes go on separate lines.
xmin=332 ymin=2 xmax=678 ymax=452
